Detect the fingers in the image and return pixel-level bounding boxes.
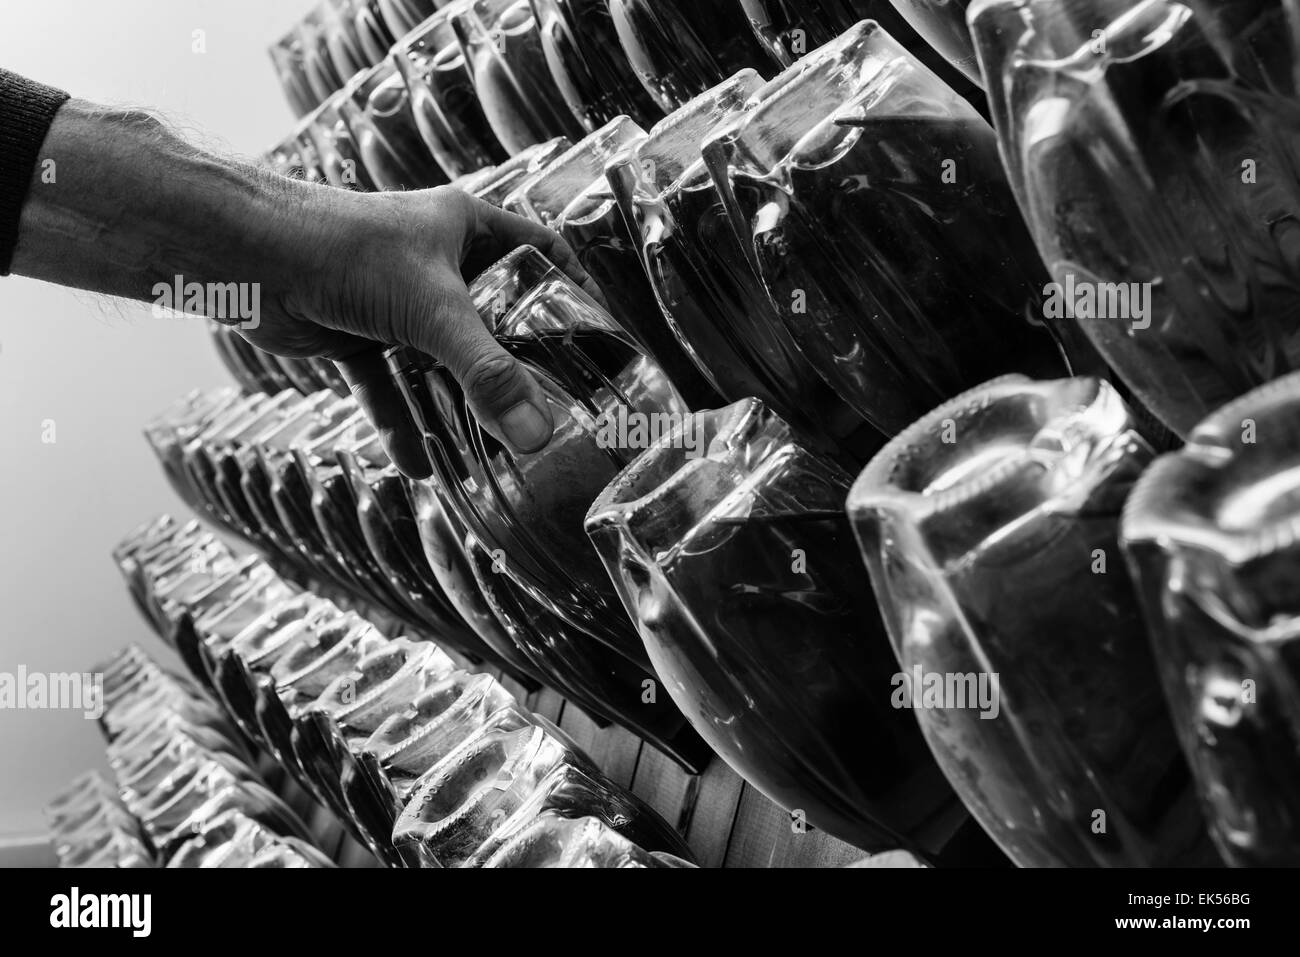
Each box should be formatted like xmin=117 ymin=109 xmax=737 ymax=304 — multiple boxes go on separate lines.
xmin=334 ymin=349 xmax=432 ymax=479
xmin=298 ymin=190 xmax=572 ymax=465
xmin=470 ymin=200 xmax=610 ymax=309
xmin=398 ymin=271 xmax=555 ymax=456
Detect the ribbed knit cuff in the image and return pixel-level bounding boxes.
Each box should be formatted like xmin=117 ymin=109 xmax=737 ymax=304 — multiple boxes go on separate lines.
xmin=0 ymin=68 xmax=70 ymax=276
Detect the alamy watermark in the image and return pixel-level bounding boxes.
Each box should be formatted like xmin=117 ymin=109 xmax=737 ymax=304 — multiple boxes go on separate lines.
xmin=1041 ymin=273 xmax=1152 ymax=331
xmin=891 ymin=666 xmax=1000 ymax=719
xmin=50 ymin=887 xmax=151 ymax=937
xmin=0 ymin=667 xmax=104 ymax=719
xmin=152 ymin=274 xmax=261 ymax=330
xmin=595 ymin=407 xmax=706 ymax=457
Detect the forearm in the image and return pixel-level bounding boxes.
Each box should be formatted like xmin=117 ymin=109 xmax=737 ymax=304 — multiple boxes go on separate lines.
xmin=9 ymin=99 xmax=340 ymax=305
xmin=0 ymin=71 xmax=582 ymax=465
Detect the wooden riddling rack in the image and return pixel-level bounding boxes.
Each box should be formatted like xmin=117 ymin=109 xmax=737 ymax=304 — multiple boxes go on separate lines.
xmin=257 ymin=563 xmax=867 ymax=868
xmin=485 ymin=665 xmax=865 ymax=869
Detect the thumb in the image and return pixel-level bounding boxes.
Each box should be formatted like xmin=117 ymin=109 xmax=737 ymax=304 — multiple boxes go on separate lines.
xmin=406 ymin=273 xmax=555 ymax=455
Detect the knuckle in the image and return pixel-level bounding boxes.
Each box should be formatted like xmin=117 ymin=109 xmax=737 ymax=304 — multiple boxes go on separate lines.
xmin=429 ymin=184 xmax=471 ymax=219
xmin=463 ymin=352 xmax=524 ymax=407
xmin=428 ymin=183 xmax=459 ymax=205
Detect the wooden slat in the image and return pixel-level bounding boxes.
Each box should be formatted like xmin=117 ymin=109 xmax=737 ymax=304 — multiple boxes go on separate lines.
xmin=777 ymin=828 xmax=866 ymax=869
xmin=497 ymin=672 xmax=532 ymax=707
xmin=528 ymin=687 xmax=567 ymax=724
xmin=681 ymin=760 xmax=746 ymax=869
xmin=628 ymin=744 xmax=700 ymax=835
xmin=559 ymin=708 xmax=642 ymax=789
xmin=721 ymin=785 xmax=864 ymax=868
xmin=719 ymin=785 xmax=789 ymax=868
xmin=437 ymin=645 xmax=482 ymax=674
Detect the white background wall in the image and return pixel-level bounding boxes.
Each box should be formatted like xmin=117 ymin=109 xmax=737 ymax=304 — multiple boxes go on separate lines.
xmin=0 ymin=1 xmax=303 ymax=836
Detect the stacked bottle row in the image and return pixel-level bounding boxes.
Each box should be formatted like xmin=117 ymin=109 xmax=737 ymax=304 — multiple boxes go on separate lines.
xmin=270 ymin=1 xmax=389 ymax=117
xmin=188 ymin=234 xmax=1300 ymax=866
xmin=268 ymin=1 xmax=979 ymax=180
xmin=261 ymin=4 xmax=1300 ymax=452
xmin=46 ymin=773 xmax=154 ymax=868
xmin=177 ymin=243 xmax=1004 ymax=865
xmin=264 ymin=24 xmax=1070 ymax=458
xmin=208 ymin=325 xmax=349 ymax=401
xmin=112 ymin=516 xmax=697 ymax=868
xmin=47 ymin=648 xmax=334 ymax=868
xmin=144 ymin=387 xmax=493 ymax=663
xmin=207 ymin=1 xmax=1300 ymax=867
xmin=143 ymin=372 xmax=714 ymax=769
xmin=591 ymin=366 xmax=1300 ymax=868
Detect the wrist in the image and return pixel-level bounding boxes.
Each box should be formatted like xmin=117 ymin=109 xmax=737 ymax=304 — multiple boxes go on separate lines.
xmin=244 ymin=170 xmax=355 ymax=295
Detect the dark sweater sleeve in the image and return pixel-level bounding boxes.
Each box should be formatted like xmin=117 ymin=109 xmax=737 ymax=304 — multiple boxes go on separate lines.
xmin=0 ymin=68 xmax=70 ymax=276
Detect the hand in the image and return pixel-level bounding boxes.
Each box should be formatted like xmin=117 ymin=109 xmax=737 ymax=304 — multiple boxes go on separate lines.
xmin=9 ymin=99 xmax=604 ymax=479
xmin=242 ymin=184 xmax=606 ymax=478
